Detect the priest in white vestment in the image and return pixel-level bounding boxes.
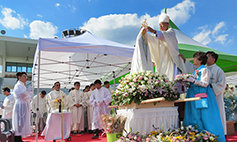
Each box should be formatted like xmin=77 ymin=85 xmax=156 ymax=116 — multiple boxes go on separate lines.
xmin=12 ymin=72 xmax=32 ymax=141
xmin=90 ymin=80 xmax=111 ymax=139
xmin=132 ymin=13 xmax=186 ymax=80
xmin=1 ymin=87 xmax=15 ymax=119
xmin=31 ymin=90 xmax=47 ymax=131
xmin=179 ymin=51 xmax=227 ymax=135
xmin=68 ymin=82 xmax=86 ymax=135
xmin=85 ymin=83 xmax=95 ymax=134
xmin=46 ymin=81 xmax=67 ymax=113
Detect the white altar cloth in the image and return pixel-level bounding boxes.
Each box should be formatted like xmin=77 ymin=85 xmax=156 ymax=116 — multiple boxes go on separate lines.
xmin=42 ymin=112 xmax=72 ymax=141
xmin=117 ymin=107 xmax=178 ymax=134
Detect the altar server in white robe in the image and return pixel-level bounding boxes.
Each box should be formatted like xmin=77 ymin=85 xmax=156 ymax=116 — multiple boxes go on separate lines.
xmin=179 ymin=51 xmax=227 ymax=135
xmin=90 ymin=79 xmax=111 ymax=139
xmin=12 ymin=72 xmax=32 ymax=141
xmin=104 ymin=81 xmax=114 ymax=94
xmin=31 ymin=90 xmax=47 ymax=131
xmin=85 ymin=83 xmax=95 ymax=134
xmin=1 ymin=87 xmax=15 ymax=119
xmin=46 ymin=81 xmax=67 ymax=113
xmin=68 ymin=82 xmax=86 ymax=135
xmin=138 ymin=13 xmax=186 ymax=80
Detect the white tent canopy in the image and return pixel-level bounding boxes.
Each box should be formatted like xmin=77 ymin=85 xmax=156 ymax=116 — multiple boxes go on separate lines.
xmin=32 ymin=31 xmax=134 ymax=89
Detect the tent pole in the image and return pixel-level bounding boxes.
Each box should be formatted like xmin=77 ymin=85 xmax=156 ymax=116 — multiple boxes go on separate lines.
xmin=113 ymin=71 xmax=116 ymax=90
xmin=35 ymin=50 xmax=41 ymax=142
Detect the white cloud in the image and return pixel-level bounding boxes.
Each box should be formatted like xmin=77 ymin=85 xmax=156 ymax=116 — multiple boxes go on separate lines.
xmin=193 ymin=25 xmax=211 ymax=45
xmin=37 ymin=14 xmax=43 ymax=18
xmin=29 ymin=20 xmax=58 ymax=39
xmin=81 ymin=0 xmax=195 ymax=46
xmin=23 ymin=34 xmax=27 ymax=38
xmin=193 ymin=21 xmax=232 ymax=46
xmin=55 ymin=3 xmax=60 ymax=7
xmin=0 ymin=7 xmax=28 ymax=30
xmin=212 ymin=21 xmax=225 ymax=36
xmin=165 ymin=0 xmax=195 ymax=26
xmin=214 ymin=34 xmax=228 ymax=45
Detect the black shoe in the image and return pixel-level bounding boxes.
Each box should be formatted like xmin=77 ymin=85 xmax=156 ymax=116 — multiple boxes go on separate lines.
xmin=92 ymin=134 xmax=99 ymax=139
xmin=78 ymin=131 xmax=84 ymax=134
xmin=72 ymin=132 xmax=77 ymax=135
xmin=88 ymin=130 xmax=93 ymax=134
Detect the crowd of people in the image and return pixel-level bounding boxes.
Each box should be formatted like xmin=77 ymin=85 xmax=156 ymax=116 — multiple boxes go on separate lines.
xmin=1 ymin=75 xmax=113 ymax=141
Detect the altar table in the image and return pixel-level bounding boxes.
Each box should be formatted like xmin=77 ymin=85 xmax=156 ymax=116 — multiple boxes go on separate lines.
xmin=41 ymin=112 xmax=72 ymax=141
xmin=117 ymin=107 xmax=178 ymax=134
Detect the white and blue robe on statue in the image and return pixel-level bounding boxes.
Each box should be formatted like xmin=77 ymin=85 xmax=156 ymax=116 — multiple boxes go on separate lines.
xmin=131 ymin=27 xmax=186 ymax=80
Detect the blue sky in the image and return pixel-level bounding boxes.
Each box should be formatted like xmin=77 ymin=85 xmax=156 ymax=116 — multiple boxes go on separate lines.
xmin=0 ymin=0 xmax=237 ymax=55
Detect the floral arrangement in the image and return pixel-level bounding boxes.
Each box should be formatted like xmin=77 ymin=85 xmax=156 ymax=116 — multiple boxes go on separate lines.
xmin=111 ymin=71 xmax=180 ymax=106
xmin=100 ymin=113 xmax=127 ymax=134
xmin=115 ymin=125 xmax=219 ymax=142
xmin=224 ymin=89 xmax=237 ymax=121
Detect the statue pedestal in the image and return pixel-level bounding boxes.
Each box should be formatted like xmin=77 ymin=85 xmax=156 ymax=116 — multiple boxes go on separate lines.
xmin=117 ymin=107 xmax=178 ymax=135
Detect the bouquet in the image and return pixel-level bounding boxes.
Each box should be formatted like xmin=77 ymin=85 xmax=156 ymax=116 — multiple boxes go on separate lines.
xmin=174 ymin=74 xmax=196 ymax=82
xmin=100 ymin=113 xmax=127 ymax=134
xmin=112 ymin=71 xmax=180 ymax=106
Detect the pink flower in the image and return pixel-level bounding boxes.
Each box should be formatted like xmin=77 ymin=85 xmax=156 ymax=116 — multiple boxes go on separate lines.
xmin=137 ymin=136 xmax=141 ymax=141
xmin=108 ymin=123 xmax=112 ymax=126
xmin=128 ymin=134 xmax=132 ymax=139
xmin=174 ymin=74 xmax=181 ymax=79
xmin=119 ymin=80 xmax=121 ymax=82
xmin=149 ymin=79 xmax=153 ymax=81
xmin=139 ymin=76 xmax=143 ymax=80
xmin=146 ymin=138 xmax=150 ymax=141
xmin=203 ymin=136 xmax=208 ymax=140
xmin=109 ymin=117 xmax=113 ymax=120
xmin=133 ymin=79 xmax=137 ymax=82
xmin=165 ymin=80 xmax=168 ymax=82
xmin=157 ymin=80 xmax=160 ymax=83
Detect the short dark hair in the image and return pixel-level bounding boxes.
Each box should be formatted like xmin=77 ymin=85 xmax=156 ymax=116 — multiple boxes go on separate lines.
xmin=74 ymin=82 xmax=80 ymax=86
xmin=104 ymin=81 xmax=110 ymax=85
xmin=206 ymin=51 xmax=218 ymax=63
xmin=90 ymin=83 xmax=95 ymax=87
xmin=193 ymin=51 xmax=207 ymax=65
xmin=52 ymin=86 xmax=55 ymax=89
xmin=2 ymin=87 xmax=10 ymax=92
xmin=69 ymin=87 xmax=75 ymax=92
xmin=85 ymin=85 xmax=90 ymax=89
xmin=41 ymin=90 xmax=46 ymax=95
xmin=94 ymin=79 xmax=102 ymax=85
xmin=54 ymin=81 xmax=60 ymax=86
xmin=16 ymin=72 xmax=27 ymax=80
